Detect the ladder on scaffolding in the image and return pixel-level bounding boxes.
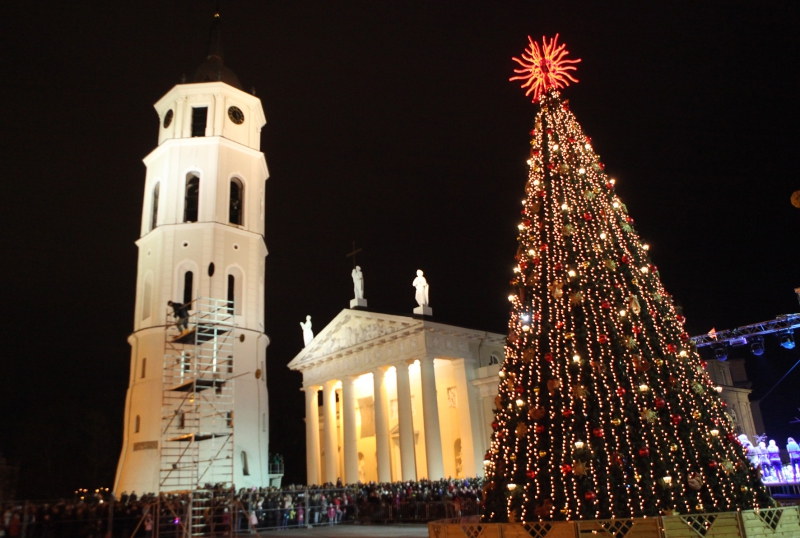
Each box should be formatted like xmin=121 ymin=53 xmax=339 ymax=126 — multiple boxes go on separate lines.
xmin=161 ymin=297 xmax=236 ymax=537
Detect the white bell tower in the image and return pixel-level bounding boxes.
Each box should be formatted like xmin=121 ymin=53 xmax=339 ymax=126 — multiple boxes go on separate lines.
xmin=114 ymin=13 xmax=275 ymax=494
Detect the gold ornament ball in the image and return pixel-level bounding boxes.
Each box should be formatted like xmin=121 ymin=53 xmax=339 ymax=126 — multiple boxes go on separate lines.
xmin=792 ymin=190 xmax=800 ymax=208
xmin=692 ymin=410 xmax=702 ymax=419
xmin=670 ymin=444 xmax=678 ymax=452
xmin=510 ymin=455 xmax=517 ymax=462
xmin=695 ymin=504 xmax=704 ymax=512
xmin=539 ymin=450 xmax=548 ymax=458
xmin=611 ymin=418 xmax=622 ymax=426
xmin=741 ymin=486 xmax=749 ymax=492
xmin=533 ymin=387 xmax=540 ymax=394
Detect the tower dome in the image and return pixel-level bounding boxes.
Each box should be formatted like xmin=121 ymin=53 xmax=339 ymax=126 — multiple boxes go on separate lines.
xmin=192 ymin=12 xmax=242 ymax=90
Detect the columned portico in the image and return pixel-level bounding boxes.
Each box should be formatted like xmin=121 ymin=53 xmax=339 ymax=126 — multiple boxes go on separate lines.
xmin=372 ymin=367 xmax=392 ymax=482
xmin=341 ymin=376 xmax=359 ymax=484
xmin=288 ymin=309 xmax=506 ymax=484
xmin=304 ymin=385 xmax=321 ymax=485
xmin=322 ymin=379 xmax=339 ymax=484
xmin=419 ymin=355 xmax=443 ymax=479
xmin=395 ymin=360 xmax=417 ymax=480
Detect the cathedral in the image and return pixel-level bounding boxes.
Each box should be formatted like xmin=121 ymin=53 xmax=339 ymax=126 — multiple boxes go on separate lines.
xmin=114 ymin=14 xmax=279 ymax=494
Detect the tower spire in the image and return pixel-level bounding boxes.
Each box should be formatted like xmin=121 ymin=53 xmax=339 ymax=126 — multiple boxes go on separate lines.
xmin=191 ymin=8 xmax=242 ymax=89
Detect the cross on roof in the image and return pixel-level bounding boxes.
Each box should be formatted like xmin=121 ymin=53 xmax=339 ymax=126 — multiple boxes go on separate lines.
xmin=346 ymin=240 xmax=362 ymax=269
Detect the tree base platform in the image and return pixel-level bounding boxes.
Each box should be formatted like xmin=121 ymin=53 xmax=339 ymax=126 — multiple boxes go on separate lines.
xmin=428 ymin=506 xmax=800 ymax=538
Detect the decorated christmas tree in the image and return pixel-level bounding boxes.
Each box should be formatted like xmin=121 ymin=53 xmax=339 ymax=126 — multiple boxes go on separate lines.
xmin=482 ymin=35 xmax=772 ymax=522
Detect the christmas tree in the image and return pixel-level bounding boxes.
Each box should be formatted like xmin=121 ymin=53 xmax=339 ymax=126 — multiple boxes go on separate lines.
xmin=482 ymin=35 xmax=772 ymax=522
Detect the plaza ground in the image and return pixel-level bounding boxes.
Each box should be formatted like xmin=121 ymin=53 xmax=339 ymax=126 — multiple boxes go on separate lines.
xmin=269 ymin=524 xmax=428 ymax=537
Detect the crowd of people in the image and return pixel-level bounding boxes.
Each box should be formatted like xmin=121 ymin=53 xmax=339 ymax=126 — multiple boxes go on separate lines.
xmin=0 ymin=477 xmax=483 ymax=536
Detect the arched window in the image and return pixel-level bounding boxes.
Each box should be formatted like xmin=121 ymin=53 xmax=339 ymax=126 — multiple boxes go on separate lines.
xmin=150 ymin=182 xmax=160 ymax=231
xmin=226 ymin=267 xmax=243 ymax=316
xmin=141 ymin=358 xmax=147 ymax=379
xmin=489 ymin=354 xmax=500 ymax=365
xmin=183 ymin=271 xmax=193 ymax=305
xmin=135 ymin=415 xmax=141 ymax=433
xmin=184 ymin=173 xmax=200 ymax=222
xmin=241 ymin=451 xmax=250 ymax=476
xmin=229 ymin=178 xmax=244 ymax=225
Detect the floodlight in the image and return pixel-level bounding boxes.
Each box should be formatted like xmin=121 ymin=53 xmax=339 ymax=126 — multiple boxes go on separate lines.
xmin=750 ymin=336 xmax=765 ymax=356
xmin=713 ymin=346 xmax=728 ymax=361
xmin=780 ymin=332 xmax=795 ymax=350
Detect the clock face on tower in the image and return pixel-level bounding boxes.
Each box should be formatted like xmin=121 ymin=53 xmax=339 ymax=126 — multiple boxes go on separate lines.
xmin=163 ymin=109 xmax=174 ymax=128
xmin=227 ymin=106 xmax=245 ymax=125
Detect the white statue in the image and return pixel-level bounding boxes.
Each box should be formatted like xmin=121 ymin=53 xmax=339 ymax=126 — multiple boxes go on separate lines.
xmin=352 ymin=266 xmax=364 ymax=300
xmin=413 ymin=269 xmax=430 ymax=306
xmin=300 ymin=315 xmax=314 ymax=347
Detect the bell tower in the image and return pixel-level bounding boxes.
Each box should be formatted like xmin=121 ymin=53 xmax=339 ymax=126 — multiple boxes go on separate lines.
xmin=114 ymin=12 xmax=276 ymax=494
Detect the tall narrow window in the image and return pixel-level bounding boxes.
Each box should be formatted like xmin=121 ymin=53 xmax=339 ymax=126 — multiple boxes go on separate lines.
xmin=141 ymin=358 xmax=147 ymax=379
xmin=150 ymin=182 xmax=160 ymax=231
xmin=184 ymin=174 xmax=200 ymax=222
xmin=227 ymin=411 xmax=234 ymax=428
xmin=183 ymin=271 xmax=194 ymax=305
xmin=229 ymin=178 xmax=243 ymax=225
xmin=176 ymin=410 xmax=185 ymax=429
xmin=191 ymin=107 xmax=208 ymax=137
xmin=135 ymin=415 xmax=141 ymax=433
xmin=241 ymin=451 xmax=250 ymax=476
xmin=227 ymin=275 xmax=235 ymax=313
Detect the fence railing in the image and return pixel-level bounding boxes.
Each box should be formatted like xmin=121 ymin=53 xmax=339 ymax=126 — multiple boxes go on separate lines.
xmin=2 ymin=490 xmax=480 ymax=537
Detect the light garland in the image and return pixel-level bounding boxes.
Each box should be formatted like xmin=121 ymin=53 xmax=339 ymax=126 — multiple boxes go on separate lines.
xmin=484 ymin=40 xmax=772 ymax=522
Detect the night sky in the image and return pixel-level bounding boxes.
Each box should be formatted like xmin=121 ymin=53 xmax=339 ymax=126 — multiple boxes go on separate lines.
xmin=2 ymin=1 xmax=799 ymax=498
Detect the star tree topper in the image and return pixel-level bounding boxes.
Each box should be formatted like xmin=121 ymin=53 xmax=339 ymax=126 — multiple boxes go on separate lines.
xmin=510 ymin=34 xmax=581 ymax=102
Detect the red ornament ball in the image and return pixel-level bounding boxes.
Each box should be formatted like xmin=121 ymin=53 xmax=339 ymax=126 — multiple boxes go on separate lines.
xmin=526 ymin=470 xmax=536 ymax=478
xmin=668 ymin=375 xmax=678 ymax=386
xmin=540 ymin=243 xmax=548 ymax=251
xmin=727 ymin=432 xmax=737 ymax=442
xmin=554 ymin=262 xmax=563 ymax=270
xmin=515 ymin=385 xmax=524 ymax=394
xmin=592 ymin=427 xmax=604 ymax=438
xmin=562 ymin=409 xmax=574 ymax=418
xmin=598 ymin=335 xmax=609 ymax=344
xmin=680 ymin=332 xmax=690 ymax=342
xmin=655 ymin=397 xmax=666 ymax=409
xmin=616 ymin=388 xmax=627 ymax=396
xmin=605 ymin=182 xmax=614 ymax=189
xmin=667 ymin=344 xmax=677 ymax=353
xmin=561 ymin=464 xmax=572 ymax=474
xmin=484 ymin=452 xmax=491 ymax=461
xmin=544 ymin=352 xmax=554 ymax=362
xmin=583 ymin=212 xmax=593 ymax=221
xmin=584 ymin=490 xmax=597 ymax=502
xmin=709 ymin=460 xmax=718 ymax=469
xmin=546 ymin=128 xmax=554 ymax=135
xmin=701 ymin=361 xmax=708 ymax=369
xmin=638 ymin=447 xmax=650 ymax=458
xmin=621 ymin=255 xmax=630 ymax=264
xmin=601 ymin=301 xmax=611 ymax=310
xmin=538 ymin=190 xmax=546 ymax=198
xmin=491 ymin=421 xmax=499 ymax=430
xmin=535 ymin=424 xmax=545 ymax=434
xmin=671 ymin=414 xmax=683 ymax=425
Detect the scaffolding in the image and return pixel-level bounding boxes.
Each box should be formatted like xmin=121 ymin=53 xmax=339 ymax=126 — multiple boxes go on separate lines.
xmin=161 ymin=297 xmax=236 ymax=537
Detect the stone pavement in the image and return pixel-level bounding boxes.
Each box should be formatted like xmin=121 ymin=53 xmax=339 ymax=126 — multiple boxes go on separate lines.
xmin=267 ymin=523 xmax=429 ymax=538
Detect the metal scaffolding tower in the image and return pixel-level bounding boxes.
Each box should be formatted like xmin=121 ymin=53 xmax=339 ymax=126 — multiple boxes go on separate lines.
xmin=161 ymin=297 xmax=236 ymax=536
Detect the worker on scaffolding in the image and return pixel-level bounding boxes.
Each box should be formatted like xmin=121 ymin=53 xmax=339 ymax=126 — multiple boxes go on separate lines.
xmin=168 ymin=300 xmax=190 ymax=333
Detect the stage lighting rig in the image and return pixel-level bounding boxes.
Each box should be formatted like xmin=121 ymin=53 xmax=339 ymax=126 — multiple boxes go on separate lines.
xmin=750 ymin=336 xmax=765 ymax=356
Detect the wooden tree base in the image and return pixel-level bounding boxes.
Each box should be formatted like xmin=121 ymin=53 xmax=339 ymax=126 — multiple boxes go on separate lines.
xmin=428 ymin=506 xmax=800 ymax=538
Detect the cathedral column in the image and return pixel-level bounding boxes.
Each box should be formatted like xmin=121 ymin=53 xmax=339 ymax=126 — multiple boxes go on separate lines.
xmin=372 ymin=367 xmax=391 ymax=483
xmin=322 ymin=380 xmax=339 ymax=484
xmin=419 ymin=355 xmax=444 ymax=479
xmin=394 ymin=360 xmax=417 ymax=480
xmin=341 ymin=376 xmax=359 ymax=484
xmin=304 ymin=385 xmax=321 ymax=485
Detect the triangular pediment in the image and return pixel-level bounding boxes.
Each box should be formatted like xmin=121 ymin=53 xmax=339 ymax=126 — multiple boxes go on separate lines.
xmin=287 ymin=309 xmax=423 ymax=369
